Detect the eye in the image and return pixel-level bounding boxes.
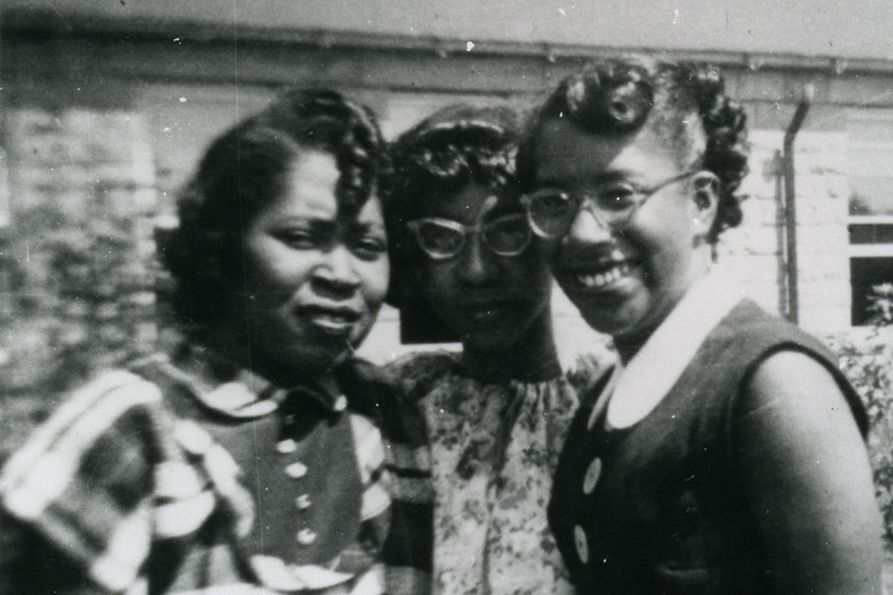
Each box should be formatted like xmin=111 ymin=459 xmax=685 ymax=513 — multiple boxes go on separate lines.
xmin=595 ymin=184 xmax=639 ymax=211
xmin=485 ymin=215 xmax=530 ymax=253
xmin=415 ymin=220 xmax=464 ymax=255
xmin=352 ymin=234 xmax=387 ymax=260
xmin=277 ymin=229 xmax=319 ymax=249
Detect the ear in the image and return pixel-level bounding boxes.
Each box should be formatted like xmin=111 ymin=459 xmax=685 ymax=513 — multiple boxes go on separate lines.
xmin=689 ymin=171 xmax=719 ymax=239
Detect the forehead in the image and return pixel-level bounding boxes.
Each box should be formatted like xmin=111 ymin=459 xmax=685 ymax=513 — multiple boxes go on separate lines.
xmin=270 ymin=150 xmax=382 ymax=224
xmin=425 ymin=182 xmax=520 ymax=223
xmin=533 ymin=118 xmax=679 ymax=185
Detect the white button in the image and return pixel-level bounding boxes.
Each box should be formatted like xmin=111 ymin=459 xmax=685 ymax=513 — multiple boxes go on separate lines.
xmin=333 ymin=395 xmax=347 ymax=412
xmin=276 ymin=439 xmax=297 ymax=454
xmin=285 ymin=462 xmax=308 ymax=479
xmin=296 ymin=494 xmax=312 ymax=510
xmin=583 ymin=457 xmax=602 ymax=495
xmin=574 ymin=525 xmax=589 ymax=564
xmin=297 ymin=528 xmax=317 ymax=545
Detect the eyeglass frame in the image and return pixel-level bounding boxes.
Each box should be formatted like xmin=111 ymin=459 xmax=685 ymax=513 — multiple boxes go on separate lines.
xmin=405 ymin=213 xmax=533 ymax=261
xmin=520 ymin=169 xmax=701 ymax=239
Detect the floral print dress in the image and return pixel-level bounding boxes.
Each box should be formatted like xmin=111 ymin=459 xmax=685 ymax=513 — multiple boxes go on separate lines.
xmin=387 ymin=351 xmax=584 ymax=595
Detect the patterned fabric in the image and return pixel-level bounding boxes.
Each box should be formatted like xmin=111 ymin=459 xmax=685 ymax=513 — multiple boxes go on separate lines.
xmin=0 ymin=346 xmax=392 ymax=594
xmin=386 ymin=352 xmax=582 ymax=595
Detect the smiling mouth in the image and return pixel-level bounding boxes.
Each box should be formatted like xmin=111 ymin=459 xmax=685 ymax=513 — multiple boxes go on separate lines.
xmin=571 ymin=262 xmax=633 ymax=291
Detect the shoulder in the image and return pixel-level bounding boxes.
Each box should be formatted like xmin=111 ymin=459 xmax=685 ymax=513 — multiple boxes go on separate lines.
xmin=2 ymin=369 xmax=163 ymax=493
xmin=383 ymin=350 xmax=461 ymax=401
xmin=1 ymin=369 xmax=166 ymax=498
xmin=741 ymin=350 xmax=865 ymax=446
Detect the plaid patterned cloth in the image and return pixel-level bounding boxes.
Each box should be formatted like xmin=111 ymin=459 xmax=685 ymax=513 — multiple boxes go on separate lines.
xmin=0 ymin=347 xmax=397 ymax=594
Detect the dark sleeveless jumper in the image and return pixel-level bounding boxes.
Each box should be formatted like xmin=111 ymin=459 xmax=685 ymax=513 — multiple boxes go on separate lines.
xmin=548 ymin=300 xmax=866 ymax=594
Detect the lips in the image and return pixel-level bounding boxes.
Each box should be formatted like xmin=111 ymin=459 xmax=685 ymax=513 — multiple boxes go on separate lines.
xmin=459 ymin=299 xmax=517 ymax=324
xmin=297 ymin=304 xmax=361 ymax=337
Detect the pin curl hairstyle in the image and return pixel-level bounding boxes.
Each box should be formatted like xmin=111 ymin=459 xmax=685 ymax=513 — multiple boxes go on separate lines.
xmin=517 ymin=57 xmax=750 ymax=243
xmin=160 ymin=89 xmax=387 ymax=335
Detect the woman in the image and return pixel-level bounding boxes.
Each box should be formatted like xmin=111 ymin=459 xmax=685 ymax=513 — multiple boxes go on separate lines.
xmin=384 ymin=105 xmax=582 ymax=595
xmin=517 ymin=57 xmax=883 ymax=593
xmin=0 ymin=90 xmax=396 ymax=594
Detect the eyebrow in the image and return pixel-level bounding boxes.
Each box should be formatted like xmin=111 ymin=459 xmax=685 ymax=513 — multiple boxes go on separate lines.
xmin=536 ymin=169 xmax=633 ymax=188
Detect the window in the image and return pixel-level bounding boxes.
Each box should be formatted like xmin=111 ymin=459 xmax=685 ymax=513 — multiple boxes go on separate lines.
xmin=847 ymin=109 xmax=893 ymax=325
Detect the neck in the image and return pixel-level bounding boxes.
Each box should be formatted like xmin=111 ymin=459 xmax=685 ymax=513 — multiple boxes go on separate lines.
xmin=197 ymin=324 xmax=337 ymax=388
xmin=461 ymin=309 xmax=560 ymax=383
xmin=614 ymin=250 xmax=713 ymax=365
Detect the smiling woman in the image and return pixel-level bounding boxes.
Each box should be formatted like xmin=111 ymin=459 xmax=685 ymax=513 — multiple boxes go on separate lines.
xmin=518 ymin=57 xmax=882 ymax=595
xmin=0 ymin=90 xmax=407 ymax=595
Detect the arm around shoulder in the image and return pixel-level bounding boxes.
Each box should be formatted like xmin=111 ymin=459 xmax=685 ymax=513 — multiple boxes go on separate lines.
xmin=738 ymin=350 xmax=883 ymax=595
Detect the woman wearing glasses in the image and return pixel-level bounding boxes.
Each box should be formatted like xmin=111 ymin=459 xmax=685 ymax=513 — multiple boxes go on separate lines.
xmin=384 ymin=105 xmax=581 ymax=594
xmin=517 ymin=58 xmax=882 ymax=593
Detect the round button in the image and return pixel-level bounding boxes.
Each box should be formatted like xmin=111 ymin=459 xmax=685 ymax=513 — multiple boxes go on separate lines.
xmin=295 ymin=494 xmax=312 ymax=510
xmin=574 ymin=525 xmax=589 ymax=564
xmin=285 ymin=462 xmax=308 ymax=479
xmin=297 ymin=528 xmax=317 ymax=545
xmin=276 ymin=439 xmax=297 ymax=454
xmin=582 ymin=457 xmax=602 ymax=495
xmin=333 ymin=395 xmax=348 ymax=412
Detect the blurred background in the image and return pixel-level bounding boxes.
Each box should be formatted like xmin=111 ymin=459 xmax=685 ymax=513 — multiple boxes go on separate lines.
xmin=3 ymin=0 xmax=893 ymax=542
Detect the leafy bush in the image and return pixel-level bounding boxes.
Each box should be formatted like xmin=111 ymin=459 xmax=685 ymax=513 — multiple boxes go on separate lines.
xmin=829 ymin=283 xmax=893 ymax=546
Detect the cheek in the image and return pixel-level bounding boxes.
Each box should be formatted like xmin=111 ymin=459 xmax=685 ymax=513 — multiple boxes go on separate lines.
xmin=358 ymin=258 xmax=391 ymax=307
xmin=418 ymin=264 xmax=459 ymax=315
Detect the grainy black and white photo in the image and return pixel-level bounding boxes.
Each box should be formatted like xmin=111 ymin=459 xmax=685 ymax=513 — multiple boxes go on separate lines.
xmin=0 ymin=1 xmax=891 ymax=593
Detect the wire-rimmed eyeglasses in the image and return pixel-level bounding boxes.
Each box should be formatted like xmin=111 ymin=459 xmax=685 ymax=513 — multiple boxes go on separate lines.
xmin=521 ymin=170 xmax=699 ymax=239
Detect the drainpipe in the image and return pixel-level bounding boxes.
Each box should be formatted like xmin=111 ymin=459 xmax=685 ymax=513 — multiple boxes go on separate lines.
xmin=782 ymin=83 xmax=814 ymax=324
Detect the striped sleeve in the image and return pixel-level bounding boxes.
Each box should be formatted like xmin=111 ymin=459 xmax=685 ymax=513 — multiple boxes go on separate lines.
xmin=0 ymin=370 xmax=212 ymax=594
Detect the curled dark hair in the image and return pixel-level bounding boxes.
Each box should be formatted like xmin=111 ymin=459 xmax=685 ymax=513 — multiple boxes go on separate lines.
xmin=518 ymin=57 xmax=749 ymax=243
xmin=160 ymin=89 xmax=386 ymax=335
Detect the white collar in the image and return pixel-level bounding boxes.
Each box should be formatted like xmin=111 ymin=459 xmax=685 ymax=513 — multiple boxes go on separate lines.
xmin=592 ymin=271 xmax=743 ymax=430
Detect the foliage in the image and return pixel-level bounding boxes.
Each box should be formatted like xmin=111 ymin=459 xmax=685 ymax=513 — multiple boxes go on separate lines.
xmin=830 ymin=283 xmax=893 ymax=546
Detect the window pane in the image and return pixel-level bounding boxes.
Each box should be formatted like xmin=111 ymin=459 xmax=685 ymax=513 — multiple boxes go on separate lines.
xmin=849 ymin=223 xmax=893 ymax=244
xmin=847 ymin=110 xmax=893 ymax=217
xmin=850 ymin=257 xmax=893 ymax=325
xmin=850 ymin=176 xmax=893 ymax=216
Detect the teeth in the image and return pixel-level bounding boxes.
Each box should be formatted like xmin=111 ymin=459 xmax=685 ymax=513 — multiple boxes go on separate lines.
xmin=575 ymin=263 xmax=630 ymax=289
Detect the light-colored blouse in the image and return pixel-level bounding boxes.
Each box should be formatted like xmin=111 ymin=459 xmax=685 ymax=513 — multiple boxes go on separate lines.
xmin=387 ymin=351 xmax=584 ymax=595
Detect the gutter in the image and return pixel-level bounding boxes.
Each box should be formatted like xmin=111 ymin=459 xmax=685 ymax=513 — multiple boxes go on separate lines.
xmin=782 ymin=84 xmax=815 ymax=324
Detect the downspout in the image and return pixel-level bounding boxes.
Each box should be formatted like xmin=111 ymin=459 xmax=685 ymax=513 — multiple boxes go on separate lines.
xmin=782 ymin=83 xmax=814 ymax=324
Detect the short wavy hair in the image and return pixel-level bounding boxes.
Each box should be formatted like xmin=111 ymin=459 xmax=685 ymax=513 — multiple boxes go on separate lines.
xmin=517 ymin=57 xmax=749 ymax=243
xmin=160 ymin=89 xmax=386 ymax=335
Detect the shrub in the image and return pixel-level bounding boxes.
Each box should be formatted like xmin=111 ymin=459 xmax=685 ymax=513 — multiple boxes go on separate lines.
xmin=829 ymin=283 xmax=893 ymax=547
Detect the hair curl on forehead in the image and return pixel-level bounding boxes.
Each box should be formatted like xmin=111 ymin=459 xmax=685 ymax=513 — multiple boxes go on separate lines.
xmin=387 ymin=104 xmax=521 ymax=216
xmin=518 ymin=57 xmax=749 ymax=243
xmin=160 ymin=89 xmax=387 ymax=335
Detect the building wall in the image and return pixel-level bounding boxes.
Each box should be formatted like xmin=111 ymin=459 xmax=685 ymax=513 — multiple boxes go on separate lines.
xmin=2 ymin=11 xmax=892 ymax=393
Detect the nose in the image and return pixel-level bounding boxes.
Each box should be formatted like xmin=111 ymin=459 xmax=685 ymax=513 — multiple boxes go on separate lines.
xmin=314 ymin=245 xmax=361 ymax=296
xmin=566 ymin=204 xmax=613 ymax=245
xmin=457 ymin=233 xmax=498 ymax=286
